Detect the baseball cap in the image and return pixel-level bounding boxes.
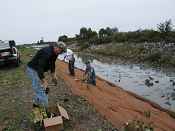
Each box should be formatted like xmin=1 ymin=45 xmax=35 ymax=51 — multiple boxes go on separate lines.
xmin=53 ymin=41 xmax=67 ymax=53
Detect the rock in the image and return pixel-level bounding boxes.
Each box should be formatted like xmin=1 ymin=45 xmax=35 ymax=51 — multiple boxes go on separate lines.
xmin=63 ymin=98 xmax=69 ymax=102
xmin=155 ymin=80 xmax=159 ymax=83
xmin=145 ymin=79 xmax=154 ymax=87
xmin=149 ymin=76 xmax=154 ymax=80
xmin=149 ymin=82 xmax=154 ymax=86
xmin=165 ymin=101 xmax=171 ymax=106
xmin=20 ymin=119 xmax=29 ymax=130
xmin=145 ymin=79 xmax=150 ymax=84
xmin=170 ymin=80 xmax=174 ymax=82
xmin=161 ymin=95 xmax=165 ymax=98
xmin=172 ymin=82 xmax=175 ymax=86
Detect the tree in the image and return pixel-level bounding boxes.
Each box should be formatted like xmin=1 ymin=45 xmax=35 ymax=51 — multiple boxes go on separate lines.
xmin=91 ymin=31 xmax=98 ymax=38
xmin=99 ymin=27 xmax=114 ymax=38
xmin=80 ymin=27 xmax=88 ymax=39
xmin=157 ymin=19 xmax=173 ymax=33
xmin=87 ymin=28 xmax=97 ymax=39
xmin=99 ymin=28 xmax=106 ymax=38
xmin=79 ymin=27 xmax=98 ymax=40
xmin=157 ymin=19 xmax=174 ymax=42
xmin=105 ymin=27 xmax=113 ymax=36
xmin=87 ymin=28 xmax=93 ymax=39
xmin=58 ymin=35 xmax=68 ymax=42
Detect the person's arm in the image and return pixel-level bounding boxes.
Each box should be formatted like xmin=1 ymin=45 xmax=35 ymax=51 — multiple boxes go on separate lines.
xmin=37 ymin=57 xmax=46 ymax=80
xmin=37 ymin=57 xmax=48 ymax=89
xmin=50 ymin=56 xmax=57 ymax=73
xmin=50 ymin=56 xmax=58 ymax=84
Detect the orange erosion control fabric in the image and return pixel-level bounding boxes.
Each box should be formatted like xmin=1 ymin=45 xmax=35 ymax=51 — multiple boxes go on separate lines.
xmin=56 ymin=60 xmax=175 ymax=131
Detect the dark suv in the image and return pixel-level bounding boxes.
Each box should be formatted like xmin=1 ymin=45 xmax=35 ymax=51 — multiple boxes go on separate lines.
xmin=0 ymin=40 xmax=20 ymax=66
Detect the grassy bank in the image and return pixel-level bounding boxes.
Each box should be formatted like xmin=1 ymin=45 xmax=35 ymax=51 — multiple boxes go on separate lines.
xmin=0 ymin=46 xmax=115 ymax=131
xmin=72 ymin=42 xmax=175 ymax=67
xmin=0 ymin=47 xmax=35 ymax=130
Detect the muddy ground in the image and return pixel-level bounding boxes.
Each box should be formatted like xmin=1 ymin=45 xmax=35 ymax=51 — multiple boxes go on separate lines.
xmin=0 ymin=47 xmax=115 ymax=131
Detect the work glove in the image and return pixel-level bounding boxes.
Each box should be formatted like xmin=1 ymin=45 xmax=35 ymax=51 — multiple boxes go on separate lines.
xmin=41 ymin=79 xmax=49 ymax=94
xmin=41 ymin=79 xmax=48 ymax=89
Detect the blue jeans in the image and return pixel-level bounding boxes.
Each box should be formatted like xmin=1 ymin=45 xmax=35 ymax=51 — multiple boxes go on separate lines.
xmin=26 ymin=66 xmax=48 ymax=107
xmin=87 ymin=68 xmax=96 ymax=86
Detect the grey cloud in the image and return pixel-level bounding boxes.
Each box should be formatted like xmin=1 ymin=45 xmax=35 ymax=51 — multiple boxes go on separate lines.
xmin=0 ymin=0 xmax=174 ymax=44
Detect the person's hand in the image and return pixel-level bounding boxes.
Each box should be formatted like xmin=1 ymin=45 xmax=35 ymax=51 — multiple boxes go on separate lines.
xmin=41 ymin=79 xmax=48 ymax=89
xmin=45 ymin=87 xmax=50 ymax=94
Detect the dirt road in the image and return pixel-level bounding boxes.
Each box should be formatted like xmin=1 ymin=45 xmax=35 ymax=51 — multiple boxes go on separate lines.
xmin=56 ymin=60 xmax=175 ymax=131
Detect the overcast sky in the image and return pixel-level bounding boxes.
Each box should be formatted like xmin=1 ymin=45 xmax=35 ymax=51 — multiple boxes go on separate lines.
xmin=0 ymin=0 xmax=175 ymax=44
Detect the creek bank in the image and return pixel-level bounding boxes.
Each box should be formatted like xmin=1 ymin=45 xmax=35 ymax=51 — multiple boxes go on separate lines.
xmin=56 ymin=60 xmax=175 ymax=131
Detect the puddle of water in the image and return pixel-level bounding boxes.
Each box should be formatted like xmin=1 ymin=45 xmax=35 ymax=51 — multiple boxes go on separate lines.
xmin=59 ymin=53 xmax=175 ymax=111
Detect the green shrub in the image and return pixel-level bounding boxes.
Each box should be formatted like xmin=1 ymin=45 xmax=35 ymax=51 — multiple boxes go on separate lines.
xmin=79 ymin=42 xmax=90 ymax=50
xmin=123 ymin=120 xmax=154 ymax=131
xmin=144 ymin=51 xmax=162 ymax=63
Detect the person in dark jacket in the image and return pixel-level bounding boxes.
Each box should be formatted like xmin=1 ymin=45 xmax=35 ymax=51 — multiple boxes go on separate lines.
xmin=26 ymin=41 xmax=66 ymax=107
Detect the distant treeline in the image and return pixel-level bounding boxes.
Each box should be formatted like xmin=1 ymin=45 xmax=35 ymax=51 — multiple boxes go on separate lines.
xmin=59 ymin=19 xmax=175 ymax=44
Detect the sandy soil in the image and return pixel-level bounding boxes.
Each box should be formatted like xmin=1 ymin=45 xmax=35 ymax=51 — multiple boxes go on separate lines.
xmin=56 ymin=60 xmax=175 ymax=131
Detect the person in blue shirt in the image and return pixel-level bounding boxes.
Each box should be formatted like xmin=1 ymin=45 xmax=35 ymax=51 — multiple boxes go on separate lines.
xmin=84 ymin=61 xmax=96 ymax=86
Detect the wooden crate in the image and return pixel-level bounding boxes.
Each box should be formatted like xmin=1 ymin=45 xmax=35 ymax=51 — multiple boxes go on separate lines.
xmin=43 ymin=104 xmax=69 ymax=131
xmin=43 ymin=116 xmax=63 ymax=131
